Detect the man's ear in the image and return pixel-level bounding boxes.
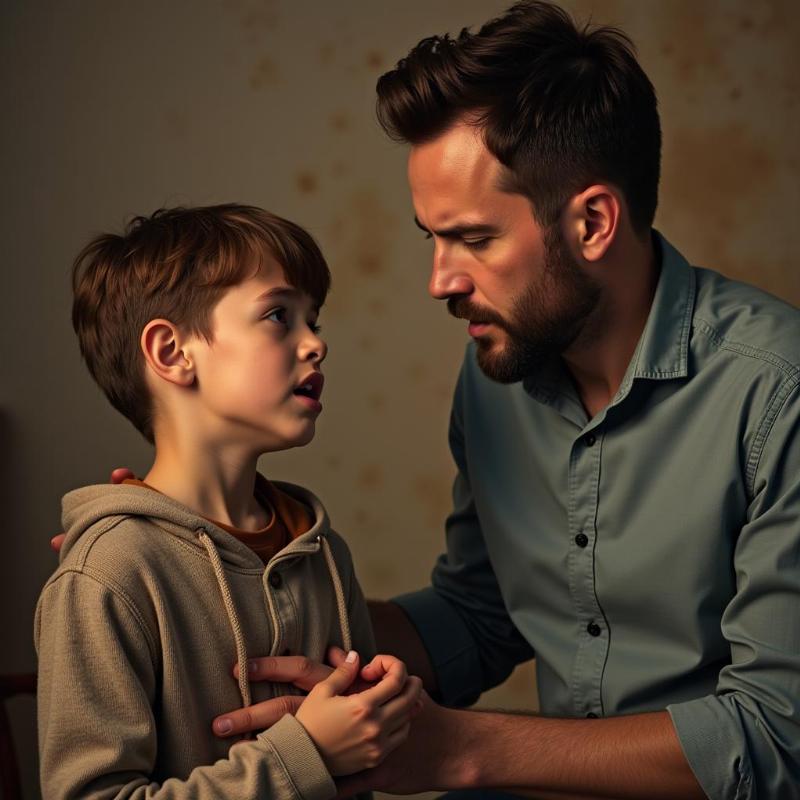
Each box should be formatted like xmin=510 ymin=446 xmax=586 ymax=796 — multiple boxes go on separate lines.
xmin=564 ymin=184 xmax=620 ymax=263
xmin=140 ymin=319 xmax=196 ymax=387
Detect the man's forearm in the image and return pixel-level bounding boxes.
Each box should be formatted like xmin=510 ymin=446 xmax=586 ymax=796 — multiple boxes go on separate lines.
xmin=367 ymin=599 xmax=438 ymax=693
xmin=443 ymin=707 xmax=704 ymax=799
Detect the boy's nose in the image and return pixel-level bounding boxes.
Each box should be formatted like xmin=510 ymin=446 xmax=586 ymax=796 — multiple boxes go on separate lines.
xmin=299 ymin=332 xmax=327 ymax=364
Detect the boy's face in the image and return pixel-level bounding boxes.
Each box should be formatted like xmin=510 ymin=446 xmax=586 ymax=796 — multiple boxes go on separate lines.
xmin=189 ymin=257 xmax=327 ymax=453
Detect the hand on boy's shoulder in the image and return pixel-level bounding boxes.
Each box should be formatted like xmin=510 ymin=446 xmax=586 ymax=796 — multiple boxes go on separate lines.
xmin=49 ymin=466 xmax=136 ymax=553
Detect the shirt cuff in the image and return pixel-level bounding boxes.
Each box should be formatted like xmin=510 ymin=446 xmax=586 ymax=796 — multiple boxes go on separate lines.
xmin=667 ymin=696 xmax=753 ymax=800
xmin=258 ymin=713 xmax=336 ymax=800
xmin=393 ymin=586 xmax=484 ymax=707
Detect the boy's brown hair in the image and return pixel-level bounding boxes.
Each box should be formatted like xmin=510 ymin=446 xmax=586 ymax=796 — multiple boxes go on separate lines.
xmin=72 ymin=203 xmax=331 ymax=443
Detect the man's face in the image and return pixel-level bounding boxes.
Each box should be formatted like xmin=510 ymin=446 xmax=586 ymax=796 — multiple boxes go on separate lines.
xmin=408 ymin=122 xmax=599 ymax=383
xmin=189 ymin=258 xmax=327 ymax=452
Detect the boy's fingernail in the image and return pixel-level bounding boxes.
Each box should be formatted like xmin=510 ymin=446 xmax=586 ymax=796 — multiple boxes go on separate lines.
xmin=248 ymin=660 xmax=258 ymax=674
xmin=215 ymin=718 xmax=233 ymax=734
xmin=345 ymin=650 xmax=357 ymax=663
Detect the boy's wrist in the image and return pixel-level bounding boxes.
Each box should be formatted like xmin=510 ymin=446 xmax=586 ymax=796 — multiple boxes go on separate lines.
xmin=258 ymin=714 xmax=337 ymax=800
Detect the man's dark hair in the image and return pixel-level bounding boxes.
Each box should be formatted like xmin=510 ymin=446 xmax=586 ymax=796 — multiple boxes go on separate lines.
xmin=376 ymin=0 xmax=661 ymax=234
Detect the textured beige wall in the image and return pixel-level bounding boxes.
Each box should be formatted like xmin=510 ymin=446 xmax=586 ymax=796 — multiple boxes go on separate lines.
xmin=1 ymin=1 xmax=797 ymax=797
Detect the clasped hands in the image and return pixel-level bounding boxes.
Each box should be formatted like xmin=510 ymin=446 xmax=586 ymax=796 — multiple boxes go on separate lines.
xmin=218 ymin=647 xmax=424 ymax=778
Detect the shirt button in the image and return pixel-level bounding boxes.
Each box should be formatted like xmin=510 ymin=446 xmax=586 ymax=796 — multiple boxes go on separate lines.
xmin=269 ymin=571 xmax=282 ymax=589
xmin=584 ymin=433 xmax=596 ymax=447
xmin=575 ymin=533 xmax=589 ymax=548
xmin=587 ymin=621 xmax=602 ymax=637
xmin=586 ymin=712 xmax=599 ymax=719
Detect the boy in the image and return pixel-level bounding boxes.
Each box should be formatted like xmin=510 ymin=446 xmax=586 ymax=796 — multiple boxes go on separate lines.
xmin=35 ymin=204 xmax=421 ymax=798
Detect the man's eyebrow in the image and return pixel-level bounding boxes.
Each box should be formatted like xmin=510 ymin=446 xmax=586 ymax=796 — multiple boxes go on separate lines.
xmin=413 ymin=216 xmax=499 ymax=237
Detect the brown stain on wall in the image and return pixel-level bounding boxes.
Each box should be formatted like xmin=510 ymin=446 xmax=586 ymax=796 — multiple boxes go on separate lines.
xmin=295 ymin=171 xmax=319 ymax=195
xmin=660 ymin=122 xmax=779 ymax=278
xmin=365 ymin=50 xmax=385 ymax=70
xmin=318 ymin=42 xmax=336 ymax=65
xmin=351 ymin=188 xmax=394 ymax=279
xmin=405 ymin=362 xmax=429 ymax=384
xmin=367 ymin=392 xmax=386 ymax=412
xmin=411 ymin=473 xmax=452 ymax=529
xmin=367 ymin=298 xmax=387 ymax=317
xmin=249 ymin=55 xmax=279 ymax=89
xmin=656 ymin=0 xmax=727 ymax=87
xmin=358 ymin=463 xmax=384 ymax=491
xmin=325 ymin=188 xmax=398 ymax=317
xmin=329 ymin=111 xmax=352 ymax=133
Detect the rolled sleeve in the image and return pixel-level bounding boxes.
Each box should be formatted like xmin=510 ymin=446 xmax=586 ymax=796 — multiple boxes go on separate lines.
xmin=669 ymin=380 xmax=800 ymax=799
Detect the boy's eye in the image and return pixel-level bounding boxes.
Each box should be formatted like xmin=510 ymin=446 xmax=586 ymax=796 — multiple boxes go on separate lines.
xmin=264 ymin=307 xmax=289 ymax=325
xmin=308 ymin=321 xmax=322 ymax=335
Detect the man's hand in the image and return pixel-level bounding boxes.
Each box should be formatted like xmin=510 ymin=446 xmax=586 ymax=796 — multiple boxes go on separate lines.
xmin=336 ymin=688 xmax=465 ymax=796
xmin=213 ymin=654 xmax=337 ymax=736
xmin=50 ymin=467 xmax=135 ymax=552
xmin=296 ymin=651 xmax=422 ymax=775
xmin=213 ymin=648 xmax=424 ymax=741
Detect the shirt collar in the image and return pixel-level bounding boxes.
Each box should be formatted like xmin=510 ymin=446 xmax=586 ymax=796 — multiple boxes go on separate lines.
xmin=631 ymin=231 xmax=695 ymax=382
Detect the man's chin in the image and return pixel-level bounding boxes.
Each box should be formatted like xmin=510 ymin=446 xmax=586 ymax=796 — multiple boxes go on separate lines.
xmin=475 ymin=340 xmax=528 ymax=384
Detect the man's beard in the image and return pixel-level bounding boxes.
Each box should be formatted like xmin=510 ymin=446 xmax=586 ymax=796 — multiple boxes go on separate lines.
xmin=449 ymin=226 xmax=601 ymax=384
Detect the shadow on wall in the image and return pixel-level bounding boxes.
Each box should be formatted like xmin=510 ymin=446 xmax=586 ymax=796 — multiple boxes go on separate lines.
xmin=0 ymin=409 xmax=40 ymax=799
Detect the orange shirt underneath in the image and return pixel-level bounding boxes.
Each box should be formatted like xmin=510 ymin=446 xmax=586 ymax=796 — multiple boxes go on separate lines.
xmin=122 ymin=474 xmax=313 ymax=564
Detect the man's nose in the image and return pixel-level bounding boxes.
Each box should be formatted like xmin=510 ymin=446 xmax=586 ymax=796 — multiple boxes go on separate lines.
xmin=428 ymin=245 xmax=473 ymax=300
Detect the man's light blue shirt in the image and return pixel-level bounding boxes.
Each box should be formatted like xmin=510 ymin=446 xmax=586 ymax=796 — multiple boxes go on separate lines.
xmin=396 ymin=234 xmax=800 ymax=799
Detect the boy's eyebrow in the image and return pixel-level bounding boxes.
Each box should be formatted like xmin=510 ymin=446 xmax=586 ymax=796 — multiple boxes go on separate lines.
xmin=413 ymin=216 xmax=499 ymax=237
xmin=255 ymin=286 xmax=320 ymax=313
xmin=254 ymin=286 xmax=300 ymax=302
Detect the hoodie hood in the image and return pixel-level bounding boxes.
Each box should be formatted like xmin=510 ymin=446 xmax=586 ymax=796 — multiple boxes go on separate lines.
xmin=60 ymin=478 xmax=331 ymax=569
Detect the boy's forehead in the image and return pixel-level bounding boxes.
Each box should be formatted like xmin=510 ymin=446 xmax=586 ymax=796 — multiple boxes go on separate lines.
xmin=227 ymin=258 xmax=316 ymax=308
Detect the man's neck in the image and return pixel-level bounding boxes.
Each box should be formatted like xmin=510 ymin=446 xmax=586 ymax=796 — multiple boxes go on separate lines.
xmin=562 ymin=232 xmax=659 ymax=420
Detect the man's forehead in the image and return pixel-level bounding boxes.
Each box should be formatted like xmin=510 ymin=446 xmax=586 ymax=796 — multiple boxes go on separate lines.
xmin=408 ymin=123 xmax=513 ymax=227
xmin=408 ymin=122 xmax=495 ymax=180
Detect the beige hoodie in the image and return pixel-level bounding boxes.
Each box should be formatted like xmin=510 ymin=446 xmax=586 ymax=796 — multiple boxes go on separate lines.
xmin=35 ymin=480 xmax=375 ymax=799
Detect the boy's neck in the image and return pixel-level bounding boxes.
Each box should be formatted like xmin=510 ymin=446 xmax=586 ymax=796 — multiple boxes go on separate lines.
xmin=144 ymin=439 xmax=269 ymax=532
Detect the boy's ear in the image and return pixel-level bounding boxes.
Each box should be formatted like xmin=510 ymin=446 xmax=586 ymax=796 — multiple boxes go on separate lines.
xmin=140 ymin=319 xmax=196 ymax=387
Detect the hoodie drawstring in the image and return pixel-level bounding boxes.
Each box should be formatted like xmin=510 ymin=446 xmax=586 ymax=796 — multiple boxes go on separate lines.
xmin=319 ymin=535 xmax=352 ymax=653
xmin=197 ymin=529 xmax=252 ymax=709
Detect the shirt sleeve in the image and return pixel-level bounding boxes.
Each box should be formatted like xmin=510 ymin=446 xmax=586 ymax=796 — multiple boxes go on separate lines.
xmin=34 ymin=570 xmax=335 ymax=800
xmin=394 ymin=357 xmax=534 ymax=708
xmin=667 ymin=379 xmax=800 ymax=799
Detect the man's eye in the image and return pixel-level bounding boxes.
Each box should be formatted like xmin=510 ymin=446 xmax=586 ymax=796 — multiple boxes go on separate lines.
xmin=264 ymin=307 xmax=289 ymax=325
xmin=464 ymin=238 xmax=490 ymax=251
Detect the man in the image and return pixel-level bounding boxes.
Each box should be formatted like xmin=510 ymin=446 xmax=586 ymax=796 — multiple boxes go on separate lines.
xmin=55 ymin=2 xmax=800 ymax=798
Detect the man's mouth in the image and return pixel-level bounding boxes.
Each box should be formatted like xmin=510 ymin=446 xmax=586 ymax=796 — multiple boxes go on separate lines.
xmin=293 ymin=372 xmax=324 ymax=401
xmin=467 ymin=321 xmax=495 ymax=337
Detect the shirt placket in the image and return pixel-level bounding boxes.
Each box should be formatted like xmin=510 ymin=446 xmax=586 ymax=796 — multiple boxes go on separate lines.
xmin=567 ymin=426 xmax=609 ymax=718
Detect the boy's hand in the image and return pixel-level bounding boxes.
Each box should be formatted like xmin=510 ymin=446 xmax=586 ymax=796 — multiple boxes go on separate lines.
xmin=50 ymin=467 xmax=135 ymax=552
xmin=296 ymin=651 xmax=422 ymax=776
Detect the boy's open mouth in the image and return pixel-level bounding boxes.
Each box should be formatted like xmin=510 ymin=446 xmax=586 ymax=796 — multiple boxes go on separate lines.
xmin=293 ymin=372 xmax=324 ymax=401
